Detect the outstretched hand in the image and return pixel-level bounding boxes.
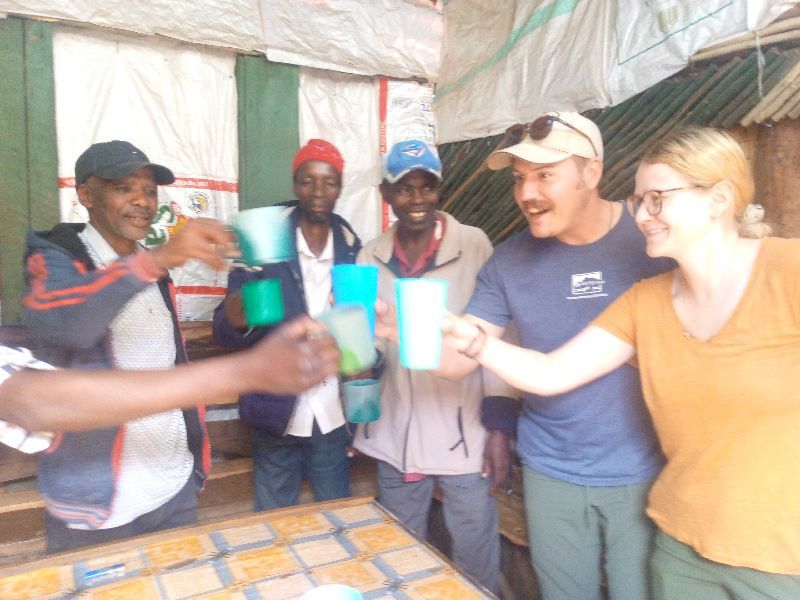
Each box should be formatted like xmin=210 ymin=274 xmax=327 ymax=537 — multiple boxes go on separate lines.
xmin=441 ymin=310 xmax=481 ymax=354
xmin=242 ymin=315 xmax=341 ymax=395
xmin=374 ymin=299 xmax=399 ymax=344
xmin=150 ymin=218 xmax=237 ymax=271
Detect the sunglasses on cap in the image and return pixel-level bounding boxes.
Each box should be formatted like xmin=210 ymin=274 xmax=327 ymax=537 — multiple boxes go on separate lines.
xmin=504 ymin=115 xmax=599 ymax=157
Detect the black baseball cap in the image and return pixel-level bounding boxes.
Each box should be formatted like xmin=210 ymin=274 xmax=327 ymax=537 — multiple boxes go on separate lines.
xmin=74 ymin=140 xmax=175 ymax=185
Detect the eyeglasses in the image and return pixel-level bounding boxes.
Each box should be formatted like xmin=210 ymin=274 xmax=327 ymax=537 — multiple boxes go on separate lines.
xmin=504 ymin=114 xmax=599 ymax=157
xmin=625 ymin=186 xmax=705 ymax=218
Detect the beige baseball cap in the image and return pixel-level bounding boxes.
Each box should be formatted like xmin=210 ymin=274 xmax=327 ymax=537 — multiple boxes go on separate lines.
xmin=486 ymin=112 xmax=604 ymax=170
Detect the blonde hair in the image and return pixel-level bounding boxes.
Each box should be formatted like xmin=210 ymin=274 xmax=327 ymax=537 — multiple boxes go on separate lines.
xmin=640 ymin=127 xmax=770 ymax=238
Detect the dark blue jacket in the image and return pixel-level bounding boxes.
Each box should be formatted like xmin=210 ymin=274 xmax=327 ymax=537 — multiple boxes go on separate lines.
xmin=23 ymin=223 xmax=209 ymax=529
xmin=212 ymin=202 xmax=362 ymax=436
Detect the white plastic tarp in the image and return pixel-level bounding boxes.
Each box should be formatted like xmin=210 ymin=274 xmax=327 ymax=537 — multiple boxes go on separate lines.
xmin=262 ymin=0 xmax=442 ymax=81
xmin=0 ymin=0 xmax=443 ymax=81
xmin=298 ymin=69 xmax=436 ymax=242
xmin=53 ymin=27 xmax=238 ymax=321
xmin=0 ymin=0 xmax=262 ymax=52
xmin=434 ymin=0 xmax=800 ymax=143
xmin=298 ymin=67 xmax=383 ymax=244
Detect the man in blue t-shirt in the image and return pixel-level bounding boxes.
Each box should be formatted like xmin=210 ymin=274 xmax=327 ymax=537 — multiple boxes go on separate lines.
xmin=445 ymin=113 xmax=671 ymax=599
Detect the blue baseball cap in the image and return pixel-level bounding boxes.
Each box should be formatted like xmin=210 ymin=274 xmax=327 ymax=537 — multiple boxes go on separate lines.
xmin=383 ymin=140 xmax=442 ymax=184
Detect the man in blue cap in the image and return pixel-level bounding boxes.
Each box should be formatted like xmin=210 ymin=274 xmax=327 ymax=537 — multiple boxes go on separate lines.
xmin=23 ymin=140 xmax=231 ymax=553
xmin=352 ymin=139 xmax=514 ymax=594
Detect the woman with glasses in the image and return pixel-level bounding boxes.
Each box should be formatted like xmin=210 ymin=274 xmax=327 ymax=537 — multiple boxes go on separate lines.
xmin=443 ymin=127 xmax=799 ymax=598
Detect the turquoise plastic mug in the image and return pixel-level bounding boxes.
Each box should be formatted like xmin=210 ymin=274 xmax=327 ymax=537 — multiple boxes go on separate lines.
xmin=343 ymin=379 xmax=381 ymax=422
xmin=395 ymin=278 xmax=448 ymax=370
xmin=234 ymin=206 xmax=294 ymax=266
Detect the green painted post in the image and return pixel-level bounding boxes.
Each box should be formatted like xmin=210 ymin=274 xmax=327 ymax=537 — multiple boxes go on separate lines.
xmin=24 ymin=19 xmax=59 ymax=230
xmin=0 ymin=17 xmax=57 ymax=325
xmin=236 ymin=56 xmax=299 ymax=210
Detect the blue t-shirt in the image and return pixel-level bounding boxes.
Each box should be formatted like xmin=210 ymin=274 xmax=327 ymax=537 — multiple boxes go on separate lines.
xmin=466 ymin=209 xmax=672 ymax=486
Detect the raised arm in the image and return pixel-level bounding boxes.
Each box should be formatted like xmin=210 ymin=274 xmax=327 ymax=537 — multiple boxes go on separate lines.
xmin=373 ymin=299 xmax=506 ymax=380
xmin=442 ymin=312 xmax=635 ymax=396
xmin=25 ymin=219 xmax=233 ymax=349
xmin=0 ymin=315 xmax=339 ymax=433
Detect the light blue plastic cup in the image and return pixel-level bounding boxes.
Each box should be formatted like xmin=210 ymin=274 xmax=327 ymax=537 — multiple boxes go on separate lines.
xmin=316 ymin=305 xmax=377 ymax=376
xmin=300 ymin=584 xmax=363 ymax=600
xmin=332 ymin=264 xmax=379 ymax=338
xmin=234 ymin=206 xmax=294 ymax=266
xmin=343 ymin=379 xmax=381 ymax=422
xmin=395 ymin=278 xmax=448 ymax=370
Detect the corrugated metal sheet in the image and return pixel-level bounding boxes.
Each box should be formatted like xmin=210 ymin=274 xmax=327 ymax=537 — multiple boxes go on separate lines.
xmin=439 ymin=47 xmax=800 ymax=244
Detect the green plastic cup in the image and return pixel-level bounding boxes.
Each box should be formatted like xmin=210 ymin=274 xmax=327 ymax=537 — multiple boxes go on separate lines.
xmin=316 ymin=305 xmax=377 ymax=376
xmin=241 ymin=279 xmax=284 ymax=327
xmin=343 ymin=379 xmax=381 ymax=422
xmin=234 ymin=206 xmax=295 ymax=266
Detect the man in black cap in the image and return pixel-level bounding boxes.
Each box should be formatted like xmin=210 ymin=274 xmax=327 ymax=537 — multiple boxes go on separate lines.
xmin=23 ymin=140 xmax=231 ymax=553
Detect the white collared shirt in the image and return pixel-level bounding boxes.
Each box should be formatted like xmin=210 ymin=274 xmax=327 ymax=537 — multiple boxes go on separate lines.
xmin=285 ymin=227 xmax=344 ymax=437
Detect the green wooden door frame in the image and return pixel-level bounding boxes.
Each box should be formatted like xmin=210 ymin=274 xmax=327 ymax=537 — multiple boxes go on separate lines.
xmin=236 ymin=56 xmax=299 ymax=210
xmin=0 ymin=16 xmax=58 ymax=325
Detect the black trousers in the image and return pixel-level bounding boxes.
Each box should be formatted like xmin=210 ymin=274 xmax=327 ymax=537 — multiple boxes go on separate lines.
xmin=45 ymin=473 xmax=198 ymax=554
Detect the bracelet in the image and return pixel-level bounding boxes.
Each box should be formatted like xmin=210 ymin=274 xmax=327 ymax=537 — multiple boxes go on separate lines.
xmin=461 ymin=324 xmax=488 ymax=360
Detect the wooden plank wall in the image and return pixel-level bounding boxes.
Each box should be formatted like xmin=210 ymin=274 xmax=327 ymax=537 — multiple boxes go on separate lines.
xmin=732 ymin=121 xmax=800 ymax=238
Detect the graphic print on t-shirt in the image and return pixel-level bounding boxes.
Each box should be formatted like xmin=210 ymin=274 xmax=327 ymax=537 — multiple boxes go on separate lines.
xmin=568 ymin=271 xmax=608 ymax=300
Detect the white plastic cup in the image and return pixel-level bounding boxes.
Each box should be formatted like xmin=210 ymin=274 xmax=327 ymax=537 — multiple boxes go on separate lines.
xmin=395 ymin=278 xmax=448 ymax=370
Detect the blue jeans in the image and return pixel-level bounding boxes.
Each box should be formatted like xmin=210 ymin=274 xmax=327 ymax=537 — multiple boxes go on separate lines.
xmin=251 ymin=422 xmax=351 ymax=511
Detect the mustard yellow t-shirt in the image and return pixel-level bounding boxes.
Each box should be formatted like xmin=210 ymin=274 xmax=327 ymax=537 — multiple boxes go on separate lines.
xmin=594 ymin=237 xmax=800 ymax=575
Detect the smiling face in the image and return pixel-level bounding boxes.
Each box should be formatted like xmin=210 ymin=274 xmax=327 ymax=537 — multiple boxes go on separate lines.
xmin=633 ymin=161 xmax=714 ymax=258
xmin=511 ymin=156 xmax=602 ymax=243
xmin=293 ymin=160 xmax=342 ymax=225
xmin=381 ymin=170 xmax=441 ymax=234
xmin=77 ymin=167 xmax=158 ymax=256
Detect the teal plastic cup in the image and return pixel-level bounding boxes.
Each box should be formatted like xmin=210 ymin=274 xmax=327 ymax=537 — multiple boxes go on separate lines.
xmin=234 ymin=206 xmax=295 ymax=266
xmin=300 ymin=584 xmax=363 ymax=600
xmin=395 ymin=278 xmax=448 ymax=370
xmin=241 ymin=279 xmax=284 ymax=327
xmin=316 ymin=305 xmax=377 ymax=376
xmin=343 ymin=379 xmax=381 ymax=422
xmin=332 ymin=264 xmax=379 ymax=338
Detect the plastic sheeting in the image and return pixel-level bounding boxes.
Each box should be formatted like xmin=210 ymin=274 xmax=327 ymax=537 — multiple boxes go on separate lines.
xmin=298 ymin=69 xmax=436 ymax=243
xmin=53 ymin=26 xmax=238 ymax=321
xmin=263 ymin=0 xmax=442 ymax=81
xmin=0 ymin=0 xmax=262 ymax=51
xmin=298 ymin=67 xmax=382 ymax=244
xmin=434 ymin=0 xmax=800 ymax=143
xmin=0 ymin=0 xmax=442 ymax=81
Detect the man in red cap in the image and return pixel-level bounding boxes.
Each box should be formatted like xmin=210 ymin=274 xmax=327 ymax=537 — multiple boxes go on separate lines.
xmin=213 ymin=139 xmax=363 ymax=510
